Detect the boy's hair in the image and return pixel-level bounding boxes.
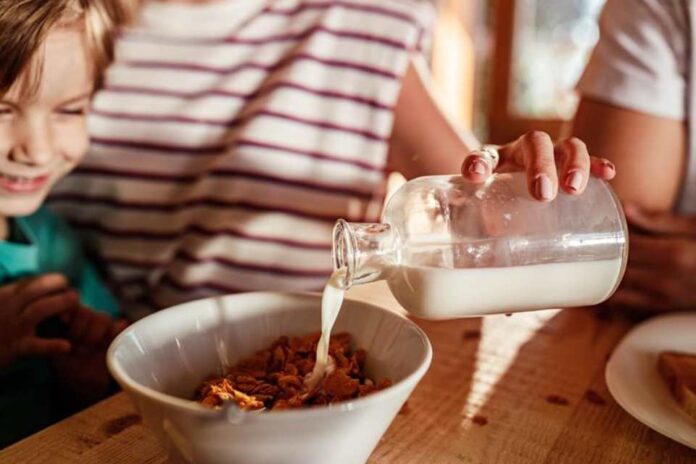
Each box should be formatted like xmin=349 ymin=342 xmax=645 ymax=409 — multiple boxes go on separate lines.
xmin=0 ymin=0 xmax=138 ymax=96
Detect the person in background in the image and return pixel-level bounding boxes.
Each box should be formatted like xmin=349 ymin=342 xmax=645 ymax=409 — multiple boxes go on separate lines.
xmin=50 ymin=0 xmax=615 ymax=319
xmin=573 ymin=0 xmax=696 ymax=314
xmin=0 ymin=0 xmax=135 ymax=447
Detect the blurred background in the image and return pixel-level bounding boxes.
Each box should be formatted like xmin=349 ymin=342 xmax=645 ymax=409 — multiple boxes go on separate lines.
xmin=428 ymin=0 xmax=606 ymax=143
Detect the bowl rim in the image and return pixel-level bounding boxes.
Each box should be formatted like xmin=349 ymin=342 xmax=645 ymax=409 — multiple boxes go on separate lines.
xmin=107 ymin=291 xmax=433 ymax=421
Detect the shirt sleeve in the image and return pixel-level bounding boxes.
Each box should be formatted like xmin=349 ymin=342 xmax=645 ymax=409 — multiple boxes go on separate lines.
xmin=577 ymin=0 xmax=688 ymax=120
xmin=328 ymin=0 xmax=435 ymax=110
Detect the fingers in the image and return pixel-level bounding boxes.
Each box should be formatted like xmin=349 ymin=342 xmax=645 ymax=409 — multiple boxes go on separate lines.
xmin=20 ymin=290 xmax=79 ymax=330
xmin=67 ymin=307 xmax=94 ymax=342
xmin=11 ymin=274 xmax=70 ymax=310
xmin=14 ymin=337 xmax=71 ymax=358
xmin=626 ymin=234 xmax=671 ymax=267
xmin=463 ymin=132 xmax=616 ymax=201
xmin=627 ymin=233 xmax=696 ymax=271
xmin=608 ymin=291 xmax=669 ymax=313
xmin=66 ymin=308 xmax=118 ymax=347
xmin=519 ymin=132 xmax=558 ymax=201
xmin=619 ymin=267 xmax=670 ymax=298
xmin=461 ymin=154 xmax=492 ymax=183
xmin=84 ymin=312 xmax=113 ymax=347
xmin=555 ymin=137 xmax=590 ymax=195
xmin=612 ymin=261 xmax=694 ymax=314
xmin=590 ymin=157 xmax=616 ymax=180
xmin=463 ymin=132 xmax=614 ymax=201
xmin=625 ymin=204 xmax=696 ymax=236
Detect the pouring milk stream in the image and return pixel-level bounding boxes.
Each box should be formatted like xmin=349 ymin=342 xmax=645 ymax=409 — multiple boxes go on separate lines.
xmin=306 ymin=269 xmax=345 ymax=390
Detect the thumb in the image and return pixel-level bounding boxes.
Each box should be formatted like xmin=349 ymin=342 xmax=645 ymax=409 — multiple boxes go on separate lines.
xmin=624 ymin=204 xmax=696 ymax=236
xmin=461 ymin=145 xmax=500 ymax=183
xmin=461 ymin=153 xmax=492 ymax=183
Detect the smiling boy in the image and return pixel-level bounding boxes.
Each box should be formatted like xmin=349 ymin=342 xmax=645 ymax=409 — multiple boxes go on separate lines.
xmin=0 ymin=0 xmax=135 ymax=447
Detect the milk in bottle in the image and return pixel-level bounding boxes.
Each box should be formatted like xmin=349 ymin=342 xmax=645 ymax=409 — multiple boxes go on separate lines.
xmin=332 ymin=173 xmax=627 ymax=319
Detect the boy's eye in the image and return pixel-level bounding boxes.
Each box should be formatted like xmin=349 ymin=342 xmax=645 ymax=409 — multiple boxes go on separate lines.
xmin=0 ymin=107 xmax=12 ymax=116
xmin=58 ymin=107 xmax=87 ymax=116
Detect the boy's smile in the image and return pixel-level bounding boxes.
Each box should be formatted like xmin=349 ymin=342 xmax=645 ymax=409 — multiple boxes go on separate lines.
xmin=0 ymin=173 xmax=50 ymax=194
xmin=0 ymin=26 xmax=94 ymax=219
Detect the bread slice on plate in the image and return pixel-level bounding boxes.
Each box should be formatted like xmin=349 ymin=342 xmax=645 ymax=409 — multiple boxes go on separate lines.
xmin=658 ymin=351 xmax=696 ymax=421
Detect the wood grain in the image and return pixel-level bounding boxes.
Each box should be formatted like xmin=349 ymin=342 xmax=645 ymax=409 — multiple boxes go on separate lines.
xmin=2 ymin=283 xmax=695 ymax=463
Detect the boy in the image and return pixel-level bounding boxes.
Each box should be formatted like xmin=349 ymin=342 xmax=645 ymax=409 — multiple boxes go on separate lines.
xmin=0 ymin=0 xmax=135 ymax=447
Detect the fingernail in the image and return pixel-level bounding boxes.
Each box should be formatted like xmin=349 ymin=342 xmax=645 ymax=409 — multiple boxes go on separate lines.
xmin=468 ymin=159 xmax=486 ymax=175
xmin=535 ymin=174 xmax=553 ymax=201
xmin=566 ymin=170 xmax=583 ymax=192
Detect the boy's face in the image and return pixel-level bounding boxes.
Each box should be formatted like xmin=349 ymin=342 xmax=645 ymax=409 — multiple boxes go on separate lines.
xmin=0 ymin=27 xmax=93 ymax=218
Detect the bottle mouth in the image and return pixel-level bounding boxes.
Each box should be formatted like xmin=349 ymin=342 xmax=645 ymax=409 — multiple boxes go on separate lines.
xmin=332 ymin=219 xmax=356 ymax=288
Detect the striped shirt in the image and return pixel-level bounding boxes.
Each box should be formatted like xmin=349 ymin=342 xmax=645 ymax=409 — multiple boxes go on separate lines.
xmin=50 ymin=0 xmax=432 ymax=319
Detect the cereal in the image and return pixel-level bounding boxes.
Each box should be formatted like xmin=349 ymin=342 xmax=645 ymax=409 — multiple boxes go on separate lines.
xmin=194 ymin=332 xmax=390 ymax=411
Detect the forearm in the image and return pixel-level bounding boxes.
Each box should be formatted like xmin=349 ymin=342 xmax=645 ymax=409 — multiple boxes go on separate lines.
xmin=388 ymin=59 xmax=479 ymax=179
xmin=573 ymin=97 xmax=686 ymax=211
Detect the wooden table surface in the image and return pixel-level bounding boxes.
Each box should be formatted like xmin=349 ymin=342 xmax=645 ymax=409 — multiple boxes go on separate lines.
xmin=2 ymin=282 xmax=695 ymax=464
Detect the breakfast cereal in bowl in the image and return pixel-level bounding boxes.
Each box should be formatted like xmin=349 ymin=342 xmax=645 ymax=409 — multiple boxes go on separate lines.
xmin=195 ymin=332 xmax=392 ymax=411
xmin=107 ymin=292 xmax=431 ymax=464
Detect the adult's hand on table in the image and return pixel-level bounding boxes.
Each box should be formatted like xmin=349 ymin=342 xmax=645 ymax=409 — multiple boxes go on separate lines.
xmin=608 ymin=205 xmax=696 ymax=314
xmin=461 ymin=132 xmax=616 ymax=201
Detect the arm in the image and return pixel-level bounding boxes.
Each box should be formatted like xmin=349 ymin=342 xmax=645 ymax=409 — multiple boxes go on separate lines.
xmin=387 ymin=60 xmax=477 ymax=179
xmin=573 ymin=97 xmax=686 ymax=211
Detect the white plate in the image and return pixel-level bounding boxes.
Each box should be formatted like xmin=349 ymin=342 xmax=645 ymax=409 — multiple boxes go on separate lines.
xmin=606 ymin=312 xmax=696 ymax=449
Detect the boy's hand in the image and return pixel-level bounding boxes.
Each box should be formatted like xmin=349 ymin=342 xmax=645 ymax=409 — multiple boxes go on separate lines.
xmin=0 ymin=274 xmax=79 ymax=369
xmin=52 ymin=310 xmax=128 ymax=404
xmin=62 ymin=306 xmax=127 ymax=348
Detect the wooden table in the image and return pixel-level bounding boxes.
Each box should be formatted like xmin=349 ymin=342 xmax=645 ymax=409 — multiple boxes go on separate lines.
xmin=2 ymin=282 xmax=695 ymax=464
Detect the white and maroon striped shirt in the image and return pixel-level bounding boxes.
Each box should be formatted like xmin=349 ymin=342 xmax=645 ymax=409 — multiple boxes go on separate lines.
xmin=50 ymin=0 xmax=432 ymax=318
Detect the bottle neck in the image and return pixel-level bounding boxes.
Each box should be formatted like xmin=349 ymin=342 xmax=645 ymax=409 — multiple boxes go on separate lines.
xmin=332 ymin=219 xmax=397 ymax=289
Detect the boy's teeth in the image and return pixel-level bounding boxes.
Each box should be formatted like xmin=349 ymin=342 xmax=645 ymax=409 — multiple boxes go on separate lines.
xmin=2 ymin=174 xmax=33 ymax=183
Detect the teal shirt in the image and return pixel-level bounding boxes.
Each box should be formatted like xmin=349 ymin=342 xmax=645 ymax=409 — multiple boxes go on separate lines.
xmin=0 ymin=207 xmax=119 ymax=314
xmin=0 ymin=207 xmax=119 ymax=448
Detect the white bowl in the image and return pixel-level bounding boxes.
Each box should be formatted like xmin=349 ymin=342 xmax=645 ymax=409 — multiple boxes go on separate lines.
xmin=107 ymin=292 xmax=432 ymax=464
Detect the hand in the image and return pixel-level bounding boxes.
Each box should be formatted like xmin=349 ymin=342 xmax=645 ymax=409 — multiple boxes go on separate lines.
xmin=62 ymin=306 xmax=128 ymax=349
xmin=608 ymin=205 xmax=696 ymax=313
xmin=461 ymin=132 xmax=616 ymax=201
xmin=0 ymin=274 xmax=79 ymax=369
xmin=51 ymin=310 xmax=128 ymax=405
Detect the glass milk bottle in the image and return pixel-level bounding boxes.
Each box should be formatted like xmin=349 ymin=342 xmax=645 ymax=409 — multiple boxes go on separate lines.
xmin=332 ymin=172 xmax=628 ymax=319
